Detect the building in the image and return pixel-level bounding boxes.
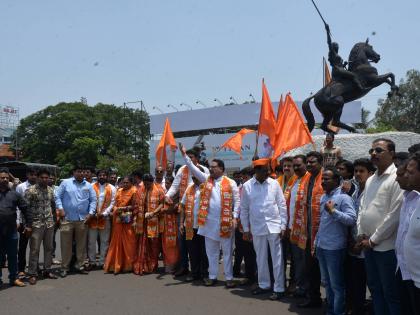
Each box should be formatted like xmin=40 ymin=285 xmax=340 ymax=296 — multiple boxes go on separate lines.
xmin=149 ymin=100 xmax=361 ymax=173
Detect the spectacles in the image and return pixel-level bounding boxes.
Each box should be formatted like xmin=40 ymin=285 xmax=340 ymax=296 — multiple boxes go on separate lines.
xmin=369 ymin=147 xmax=387 ymax=154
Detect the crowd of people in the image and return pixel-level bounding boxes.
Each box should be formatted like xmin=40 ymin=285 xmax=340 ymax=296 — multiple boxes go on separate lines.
xmin=0 ymin=136 xmax=419 ymax=315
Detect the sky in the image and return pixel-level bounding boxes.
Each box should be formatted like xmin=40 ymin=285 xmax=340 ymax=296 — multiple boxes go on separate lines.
xmin=1 ymin=0 xmax=419 ymax=120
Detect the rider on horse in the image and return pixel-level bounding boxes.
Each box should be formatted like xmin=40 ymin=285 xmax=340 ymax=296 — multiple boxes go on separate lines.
xmin=325 ymin=24 xmax=364 ymax=91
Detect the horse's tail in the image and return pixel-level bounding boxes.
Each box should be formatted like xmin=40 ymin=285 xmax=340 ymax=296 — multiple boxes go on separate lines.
xmin=302 ymin=95 xmax=315 ymax=131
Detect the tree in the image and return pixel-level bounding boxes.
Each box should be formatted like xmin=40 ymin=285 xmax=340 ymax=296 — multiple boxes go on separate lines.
xmin=374 ymin=69 xmax=420 ymax=133
xmin=12 ymin=102 xmax=150 ymax=176
xmin=354 ymin=107 xmax=371 ymax=129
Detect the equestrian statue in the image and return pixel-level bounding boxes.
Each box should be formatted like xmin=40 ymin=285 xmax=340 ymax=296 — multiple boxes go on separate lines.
xmin=302 ymin=2 xmax=399 ymax=134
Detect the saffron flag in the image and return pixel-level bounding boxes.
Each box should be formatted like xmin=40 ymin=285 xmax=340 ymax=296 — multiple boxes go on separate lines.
xmin=257 ymin=79 xmax=277 ymax=147
xmin=221 ymin=128 xmax=255 ymax=158
xmin=323 ymin=57 xmax=331 ymax=87
xmin=273 ymin=93 xmax=314 ymax=159
xmin=276 ymin=94 xmax=284 ymax=122
xmin=155 ymin=118 xmax=177 ymax=168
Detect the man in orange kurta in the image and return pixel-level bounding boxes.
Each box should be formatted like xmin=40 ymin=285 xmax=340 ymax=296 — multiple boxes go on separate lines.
xmin=290 ymin=151 xmax=324 ymax=309
xmin=133 ymin=174 xmax=165 ymax=275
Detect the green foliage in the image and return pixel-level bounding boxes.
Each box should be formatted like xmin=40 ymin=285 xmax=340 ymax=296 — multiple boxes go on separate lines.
xmin=12 ymin=102 xmax=150 ymax=177
xmin=366 ymin=122 xmax=396 ymax=134
xmin=96 ymin=146 xmax=142 ymax=176
xmin=374 ymin=69 xmax=420 ymax=133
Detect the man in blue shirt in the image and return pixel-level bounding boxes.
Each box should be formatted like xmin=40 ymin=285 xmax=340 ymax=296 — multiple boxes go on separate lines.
xmin=55 ymin=166 xmax=96 ymax=277
xmin=315 ymin=167 xmax=356 ymax=315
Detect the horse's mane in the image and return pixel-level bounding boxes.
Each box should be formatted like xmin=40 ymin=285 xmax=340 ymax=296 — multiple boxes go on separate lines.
xmin=348 ymin=42 xmax=368 ymax=70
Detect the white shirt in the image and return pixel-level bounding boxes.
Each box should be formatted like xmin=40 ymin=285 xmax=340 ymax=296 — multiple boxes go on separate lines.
xmin=183 ymin=155 xmax=239 ymax=241
xmin=16 ymin=181 xmax=34 ymax=224
xmin=403 ymin=191 xmax=420 ymax=288
xmin=357 ymin=163 xmax=404 ymax=251
xmin=96 ymin=183 xmax=117 ymax=217
xmin=240 ymin=176 xmax=287 ymax=236
xmin=288 ymin=178 xmax=302 ymax=229
xmin=180 ymin=183 xmax=201 ymax=229
xmin=166 ymin=164 xmax=209 ymax=198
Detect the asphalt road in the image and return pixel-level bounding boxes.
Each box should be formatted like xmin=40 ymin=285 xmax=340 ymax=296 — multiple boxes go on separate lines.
xmin=1 ymin=264 xmax=327 ymax=315
xmin=1 ymin=233 xmax=325 ymax=315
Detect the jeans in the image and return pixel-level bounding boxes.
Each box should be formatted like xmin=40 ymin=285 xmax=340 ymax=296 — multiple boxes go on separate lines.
xmin=317 ymin=247 xmax=346 ymax=315
xmin=396 ymin=269 xmax=420 ymax=315
xmin=345 ymin=255 xmax=366 ymax=315
xmin=0 ymin=224 xmax=19 ymax=283
xmin=364 ymin=249 xmax=400 ymax=315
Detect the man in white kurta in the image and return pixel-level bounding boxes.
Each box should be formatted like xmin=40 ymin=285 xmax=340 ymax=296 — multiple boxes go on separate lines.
xmin=240 ymin=158 xmax=287 ymax=300
xmin=181 ymin=145 xmax=239 ymax=287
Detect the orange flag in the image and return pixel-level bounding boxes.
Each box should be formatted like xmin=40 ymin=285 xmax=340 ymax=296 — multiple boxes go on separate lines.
xmin=273 ymin=94 xmax=314 ymax=159
xmin=221 ymin=128 xmax=255 ymax=158
xmin=323 ymin=57 xmax=331 ymax=87
xmin=155 ymin=118 xmax=177 ymax=168
xmin=276 ymin=94 xmax=284 ymax=122
xmin=257 ymin=79 xmax=277 ymax=147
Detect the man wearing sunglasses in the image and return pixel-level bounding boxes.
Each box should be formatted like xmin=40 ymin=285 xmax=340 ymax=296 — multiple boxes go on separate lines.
xmin=357 ymin=138 xmax=404 ymax=315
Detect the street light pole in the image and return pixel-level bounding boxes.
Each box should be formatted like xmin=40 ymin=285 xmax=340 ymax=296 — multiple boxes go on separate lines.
xmin=152 ymin=106 xmax=164 ymax=114
xmin=180 ymin=103 xmax=193 ymax=110
xmin=213 ymin=98 xmax=224 ymax=106
xmin=195 ymin=100 xmax=207 ymax=108
xmin=167 ymin=104 xmax=179 ymax=112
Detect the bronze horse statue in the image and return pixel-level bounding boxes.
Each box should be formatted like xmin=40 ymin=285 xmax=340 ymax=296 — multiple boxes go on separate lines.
xmin=302 ymin=39 xmax=399 ymax=133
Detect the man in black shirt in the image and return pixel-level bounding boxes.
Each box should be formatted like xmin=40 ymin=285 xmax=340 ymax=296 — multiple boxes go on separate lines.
xmin=0 ymin=168 xmax=32 ymax=287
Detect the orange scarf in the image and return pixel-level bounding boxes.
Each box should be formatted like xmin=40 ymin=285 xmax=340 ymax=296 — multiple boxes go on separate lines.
xmin=183 ymin=184 xmax=198 ymax=240
xmin=290 ymin=171 xmax=323 ymax=252
xmin=136 ymin=183 xmax=164 ymax=238
xmin=179 ymin=166 xmax=189 ymax=199
xmin=281 ymin=174 xmax=298 ymax=200
xmin=89 ymin=183 xmax=113 ymax=229
xmin=198 ymin=176 xmax=233 ymax=238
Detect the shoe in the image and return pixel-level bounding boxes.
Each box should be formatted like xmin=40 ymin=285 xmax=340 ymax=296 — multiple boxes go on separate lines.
xmin=60 ymin=270 xmax=68 ymax=278
xmin=11 ymin=279 xmax=26 ymax=287
xmin=297 ymin=299 xmax=323 ymax=308
xmin=28 ymin=276 xmax=37 ymax=285
xmin=269 ymin=292 xmax=285 ymax=301
xmin=78 ymin=268 xmax=89 ymax=275
xmin=203 ymin=278 xmax=216 ymax=287
xmin=252 ymin=287 xmax=270 ymax=295
xmin=239 ymin=278 xmax=251 ymax=286
xmin=18 ymin=272 xmax=26 ymax=280
xmin=44 ymin=272 xmax=58 ymax=279
xmin=185 ymin=275 xmax=194 ymax=282
xmin=52 ymin=259 xmax=61 ymax=265
xmin=174 ymin=268 xmax=189 ymax=277
xmin=292 ymin=289 xmax=306 ymax=298
xmin=225 ymin=280 xmax=236 ymax=288
xmin=85 ymin=263 xmax=94 ymax=271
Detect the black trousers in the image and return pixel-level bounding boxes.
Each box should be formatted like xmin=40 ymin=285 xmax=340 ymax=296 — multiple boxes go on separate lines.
xmin=17 ymin=225 xmax=29 ymax=273
xmin=186 ymin=229 xmax=208 ymax=279
xmin=233 ymin=229 xmax=257 ymax=282
xmin=304 ymin=243 xmax=321 ymax=302
xmin=282 ymin=237 xmax=295 ymax=288
xmin=345 ymin=254 xmax=367 ymax=315
xmin=396 ymin=269 xmax=420 ymax=315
